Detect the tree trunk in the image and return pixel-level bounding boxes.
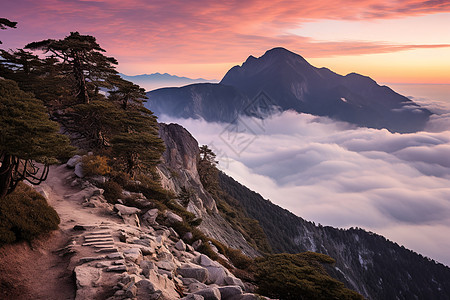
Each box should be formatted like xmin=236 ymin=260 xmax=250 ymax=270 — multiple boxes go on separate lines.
xmin=73 ymin=52 xmax=90 ymax=104
xmin=0 ymin=153 xmax=14 ymax=199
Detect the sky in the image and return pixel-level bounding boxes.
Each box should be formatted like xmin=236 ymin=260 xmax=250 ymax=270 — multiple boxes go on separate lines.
xmin=1 ymin=0 xmax=450 ymax=83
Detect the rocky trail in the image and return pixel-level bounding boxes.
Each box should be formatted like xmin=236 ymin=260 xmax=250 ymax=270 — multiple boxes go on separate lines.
xmin=1 ymin=161 xmax=263 ymax=300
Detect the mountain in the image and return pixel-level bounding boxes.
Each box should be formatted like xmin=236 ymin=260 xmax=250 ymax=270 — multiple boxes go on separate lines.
xmin=119 ymin=73 xmax=216 ymax=91
xmin=146 ymin=48 xmax=432 ymax=133
xmin=218 ymin=171 xmax=450 ymax=300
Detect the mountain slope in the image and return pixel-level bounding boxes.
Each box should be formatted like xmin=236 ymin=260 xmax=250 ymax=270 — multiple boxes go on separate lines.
xmin=218 ymin=171 xmax=450 ymax=300
xmin=147 ymin=47 xmax=431 ymax=133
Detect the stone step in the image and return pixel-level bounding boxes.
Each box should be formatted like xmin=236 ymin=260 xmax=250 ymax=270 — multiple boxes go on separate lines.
xmin=106 ymin=265 xmax=127 ymax=272
xmin=84 ymin=234 xmax=113 ymax=239
xmin=89 ymin=231 xmax=111 ymax=235
xmin=84 ymin=238 xmax=114 ymax=243
xmin=96 ymin=248 xmax=118 ymax=253
xmin=93 ymin=244 xmax=116 ymax=249
xmin=82 ymin=241 xmax=115 ymax=247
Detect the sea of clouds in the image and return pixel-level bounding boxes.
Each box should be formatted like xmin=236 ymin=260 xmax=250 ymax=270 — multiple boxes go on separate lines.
xmin=158 ymin=90 xmax=450 ymax=266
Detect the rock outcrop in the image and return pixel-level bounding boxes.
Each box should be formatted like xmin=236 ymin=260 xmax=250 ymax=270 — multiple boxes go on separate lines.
xmin=157 ymin=123 xmax=260 ymax=257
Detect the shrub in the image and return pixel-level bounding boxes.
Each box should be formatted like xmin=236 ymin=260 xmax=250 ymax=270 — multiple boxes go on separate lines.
xmin=0 ymin=182 xmax=60 ymax=246
xmin=254 ymin=252 xmax=364 ymax=300
xmin=100 ymin=181 xmax=123 ymax=204
xmin=82 ymin=155 xmax=111 ymax=176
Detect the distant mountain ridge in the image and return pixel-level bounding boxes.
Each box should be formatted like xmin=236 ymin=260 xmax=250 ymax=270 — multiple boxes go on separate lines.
xmin=119 ymin=73 xmax=216 ymax=91
xmin=147 ymin=47 xmax=432 ymax=133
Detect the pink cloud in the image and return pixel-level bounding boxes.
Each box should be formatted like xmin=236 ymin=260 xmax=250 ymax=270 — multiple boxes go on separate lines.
xmin=2 ymin=0 xmax=450 ymax=73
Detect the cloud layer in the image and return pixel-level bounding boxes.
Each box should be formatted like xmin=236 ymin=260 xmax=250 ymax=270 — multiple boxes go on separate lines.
xmin=159 ymin=94 xmax=450 ymax=266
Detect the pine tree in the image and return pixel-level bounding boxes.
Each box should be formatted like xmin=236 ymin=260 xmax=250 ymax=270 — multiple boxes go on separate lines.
xmin=25 ymin=32 xmax=118 ymax=104
xmin=0 ymin=18 xmax=17 ymax=44
xmin=0 ymin=79 xmax=73 ymax=198
xmin=107 ymin=74 xmax=147 ymax=110
xmin=198 ymin=145 xmax=219 ymax=191
xmin=111 ymin=107 xmax=165 ymax=177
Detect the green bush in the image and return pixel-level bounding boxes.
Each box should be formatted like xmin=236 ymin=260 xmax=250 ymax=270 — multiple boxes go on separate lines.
xmin=254 ymin=252 xmax=364 ymax=300
xmin=0 ymin=182 xmax=60 ymax=246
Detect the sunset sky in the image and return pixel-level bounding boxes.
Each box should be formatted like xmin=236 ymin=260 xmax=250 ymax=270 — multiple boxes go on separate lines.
xmin=2 ymin=0 xmax=450 ymax=83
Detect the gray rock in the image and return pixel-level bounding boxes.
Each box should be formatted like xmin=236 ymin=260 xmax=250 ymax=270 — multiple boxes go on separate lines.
xmin=175 ymin=239 xmax=187 ymax=251
xmin=140 ymin=260 xmax=157 ymax=278
xmin=136 ymin=279 xmax=161 ymax=300
xmin=181 ymin=294 xmax=205 ymax=300
xmin=224 ymin=276 xmax=245 ymax=289
xmin=79 ymin=256 xmax=106 ymax=264
xmin=193 ymin=287 xmax=221 ymax=300
xmin=106 ymin=265 xmax=128 ymax=272
xmin=181 ymin=277 xmax=201 ymax=285
xmin=189 ymin=282 xmax=208 ymax=293
xmin=169 ymin=227 xmax=179 ymax=238
xmin=67 ymin=155 xmax=82 ymax=168
xmin=218 ymin=286 xmax=243 ymax=299
xmin=74 ymin=162 xmax=84 ymax=178
xmin=74 ymin=265 xmax=101 ymax=288
xmin=143 ymin=208 xmax=159 ymax=226
xmin=177 ymin=265 xmax=209 ymax=283
xmin=123 ymin=248 xmax=143 ymax=263
xmin=155 ymin=260 xmax=175 ymax=271
xmin=107 ymin=252 xmax=124 ymax=260
xmin=115 ymin=204 xmax=141 ymax=215
xmin=183 ymin=232 xmax=194 ymax=241
xmin=165 ymin=210 xmax=183 ymax=224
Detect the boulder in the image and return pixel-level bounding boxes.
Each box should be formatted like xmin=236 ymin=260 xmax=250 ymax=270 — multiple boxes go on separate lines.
xmin=175 ymin=239 xmax=187 ymax=251
xmin=67 ymin=155 xmax=82 ymax=168
xmin=155 ymin=260 xmax=176 ymax=272
xmin=218 ymin=286 xmax=243 ymax=299
xmin=177 ymin=264 xmax=209 ymax=283
xmin=193 ymin=287 xmax=221 ymax=300
xmin=189 ymin=282 xmax=208 ymax=293
xmin=165 ymin=210 xmax=183 ymax=224
xmin=136 ymin=279 xmax=161 ymax=300
xmin=123 ymin=248 xmax=143 ymax=263
xmin=224 ymin=276 xmax=245 ymax=289
xmin=74 ymin=265 xmax=101 ymax=288
xmin=140 ymin=260 xmax=157 ymax=278
xmin=143 ymin=208 xmax=159 ymax=226
xmin=115 ymin=204 xmax=141 ymax=215
xmin=183 ymin=232 xmax=194 ymax=241
xmin=74 ymin=162 xmax=84 ymax=178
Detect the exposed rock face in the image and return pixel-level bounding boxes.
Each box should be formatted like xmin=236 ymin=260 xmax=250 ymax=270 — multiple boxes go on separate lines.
xmin=157 ymin=123 xmax=260 ymax=257
xmin=157 ymin=123 xmax=217 ymax=215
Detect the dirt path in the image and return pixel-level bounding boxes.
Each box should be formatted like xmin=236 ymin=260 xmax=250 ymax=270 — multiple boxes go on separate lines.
xmin=0 ymin=164 xmax=108 ymax=300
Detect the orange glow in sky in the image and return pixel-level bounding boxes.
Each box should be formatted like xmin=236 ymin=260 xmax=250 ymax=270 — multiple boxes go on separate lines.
xmin=2 ymin=0 xmax=450 ymax=83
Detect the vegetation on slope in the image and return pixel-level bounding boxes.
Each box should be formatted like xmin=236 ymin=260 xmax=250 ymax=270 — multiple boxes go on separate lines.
xmin=197 ymin=145 xmax=272 ymax=254
xmin=0 ymin=182 xmax=59 ymax=245
xmin=218 ymin=171 xmax=450 ymax=299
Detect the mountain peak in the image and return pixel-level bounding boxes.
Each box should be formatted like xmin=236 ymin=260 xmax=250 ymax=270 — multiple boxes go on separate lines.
xmin=262 ymin=47 xmax=309 ymax=63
